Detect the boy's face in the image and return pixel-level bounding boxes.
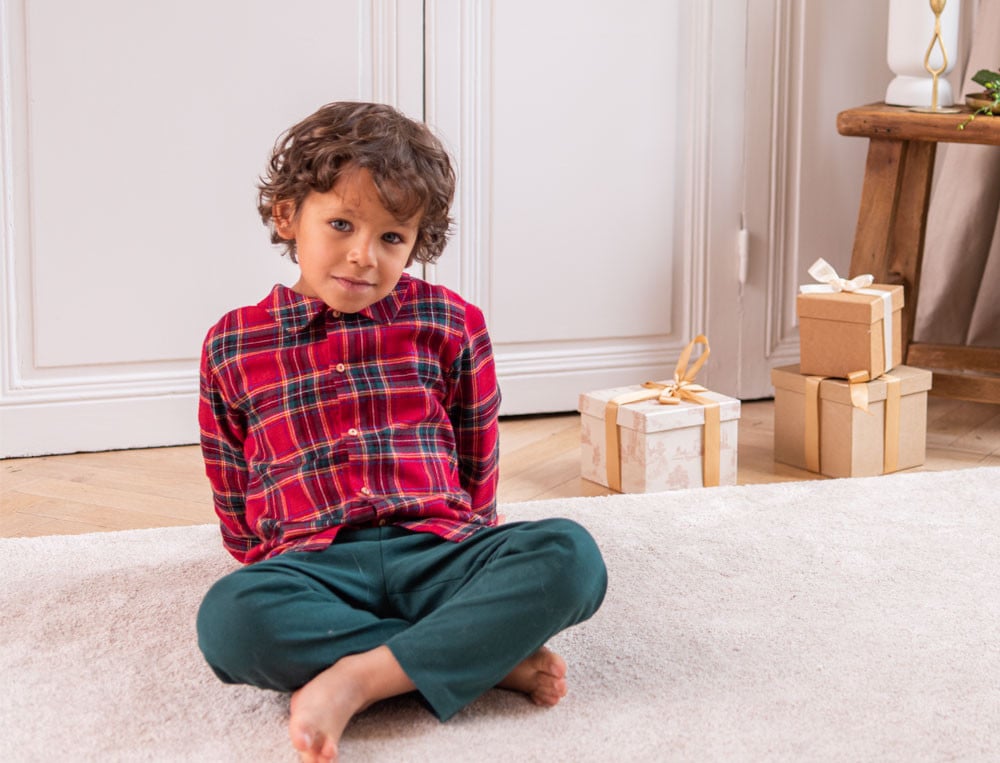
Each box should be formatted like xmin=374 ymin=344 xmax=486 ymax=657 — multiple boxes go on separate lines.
xmin=275 ymin=168 xmax=421 ymax=314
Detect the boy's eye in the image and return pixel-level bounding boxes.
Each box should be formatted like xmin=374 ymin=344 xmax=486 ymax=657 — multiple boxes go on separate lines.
xmin=382 ymin=232 xmax=404 ymax=244
xmin=330 ymin=219 xmax=351 ymax=232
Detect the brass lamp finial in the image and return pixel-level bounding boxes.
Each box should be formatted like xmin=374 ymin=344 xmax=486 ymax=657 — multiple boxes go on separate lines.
xmin=912 ymin=0 xmax=961 ymax=113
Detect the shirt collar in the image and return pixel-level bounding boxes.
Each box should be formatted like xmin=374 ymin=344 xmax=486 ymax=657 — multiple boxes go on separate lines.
xmin=263 ymin=273 xmax=413 ymax=333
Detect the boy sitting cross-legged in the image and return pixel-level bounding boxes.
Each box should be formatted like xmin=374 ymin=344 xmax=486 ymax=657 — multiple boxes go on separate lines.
xmin=195 ymin=101 xmax=608 ymax=763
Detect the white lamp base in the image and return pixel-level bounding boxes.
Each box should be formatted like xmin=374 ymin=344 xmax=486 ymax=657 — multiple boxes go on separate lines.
xmin=885 ymin=75 xmax=955 ymax=108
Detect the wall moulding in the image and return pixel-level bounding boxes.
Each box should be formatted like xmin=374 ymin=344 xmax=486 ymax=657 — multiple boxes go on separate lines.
xmin=1 ymin=0 xmax=200 ymax=405
xmin=365 ymin=0 xmax=423 ymax=118
xmin=1 ymin=0 xmax=32 ymax=404
xmin=2 ymin=368 xmax=198 ymax=404
xmin=766 ymin=0 xmax=806 ymax=360
xmin=495 ymin=338 xmax=680 ymax=379
xmin=422 ymin=0 xmax=491 ymax=313
xmin=0 ymin=3 xmax=201 ymax=462
xmin=676 ymin=0 xmax=712 ymax=349
xmin=0 ymin=393 xmax=199 ymax=458
xmin=1 ymin=0 xmax=390 ymax=455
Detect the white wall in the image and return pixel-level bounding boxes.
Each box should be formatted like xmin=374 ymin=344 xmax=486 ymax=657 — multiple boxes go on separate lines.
xmin=5 ymin=0 xmax=951 ymax=457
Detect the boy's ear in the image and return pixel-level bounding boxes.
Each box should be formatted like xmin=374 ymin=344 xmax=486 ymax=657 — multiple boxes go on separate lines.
xmin=272 ymin=200 xmax=297 ymax=240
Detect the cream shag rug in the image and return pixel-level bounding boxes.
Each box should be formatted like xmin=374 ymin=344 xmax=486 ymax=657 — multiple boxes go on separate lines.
xmin=3 ymin=467 xmax=1000 ymax=762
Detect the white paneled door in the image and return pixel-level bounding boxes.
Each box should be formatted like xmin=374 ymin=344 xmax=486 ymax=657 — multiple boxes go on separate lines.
xmin=427 ymin=1 xmax=695 ymax=413
xmin=738 ymin=0 xmax=893 ymax=394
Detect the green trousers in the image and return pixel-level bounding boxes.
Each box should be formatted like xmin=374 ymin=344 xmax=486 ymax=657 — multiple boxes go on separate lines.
xmin=196 ymin=518 xmax=607 ymax=721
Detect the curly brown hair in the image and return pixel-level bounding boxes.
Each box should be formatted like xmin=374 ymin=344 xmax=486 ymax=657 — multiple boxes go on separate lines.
xmin=258 ymin=102 xmax=455 ymax=264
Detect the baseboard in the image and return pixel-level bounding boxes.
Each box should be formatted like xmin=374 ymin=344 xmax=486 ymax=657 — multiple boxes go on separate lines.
xmin=0 ymin=394 xmax=199 ymax=458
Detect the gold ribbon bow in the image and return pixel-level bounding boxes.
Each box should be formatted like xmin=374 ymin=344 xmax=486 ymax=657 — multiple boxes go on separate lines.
xmin=803 ymin=371 xmax=901 ymax=474
xmin=604 ymin=335 xmax=722 ymax=491
xmin=652 ymin=334 xmax=712 ymax=404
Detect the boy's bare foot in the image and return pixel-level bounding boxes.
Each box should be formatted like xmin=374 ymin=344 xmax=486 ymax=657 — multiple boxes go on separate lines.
xmin=497 ymin=646 xmax=568 ymax=706
xmin=288 ymin=646 xmax=415 ymax=763
xmin=287 ymin=644 xmax=567 ymax=761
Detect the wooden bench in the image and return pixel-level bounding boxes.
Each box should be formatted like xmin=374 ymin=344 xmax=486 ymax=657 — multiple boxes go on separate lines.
xmin=837 ymin=102 xmax=1000 ymax=403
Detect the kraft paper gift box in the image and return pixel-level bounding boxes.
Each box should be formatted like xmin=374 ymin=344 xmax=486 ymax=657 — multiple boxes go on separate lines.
xmin=578 ymin=384 xmax=741 ymax=493
xmin=797 ymin=258 xmax=903 ymax=380
xmin=797 ymin=284 xmax=903 ymax=379
xmin=771 ymin=364 xmax=932 ymax=478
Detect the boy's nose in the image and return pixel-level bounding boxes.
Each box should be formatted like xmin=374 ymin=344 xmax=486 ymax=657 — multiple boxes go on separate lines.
xmin=347 ymin=235 xmax=377 ymax=267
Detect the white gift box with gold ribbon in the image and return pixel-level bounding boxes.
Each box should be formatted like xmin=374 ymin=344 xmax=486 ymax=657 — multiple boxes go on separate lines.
xmin=797 ymin=258 xmax=904 ymax=379
xmin=578 ymin=386 xmax=740 ymax=493
xmin=771 ymin=363 xmax=932 ymax=478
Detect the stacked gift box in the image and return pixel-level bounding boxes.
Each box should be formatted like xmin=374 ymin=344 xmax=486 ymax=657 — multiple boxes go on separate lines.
xmin=578 ymin=336 xmax=741 ymax=493
xmin=771 ymin=258 xmax=932 ymax=478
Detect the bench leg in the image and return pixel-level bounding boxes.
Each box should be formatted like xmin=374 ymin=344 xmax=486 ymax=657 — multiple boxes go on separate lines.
xmin=849 ymin=137 xmax=935 ymax=356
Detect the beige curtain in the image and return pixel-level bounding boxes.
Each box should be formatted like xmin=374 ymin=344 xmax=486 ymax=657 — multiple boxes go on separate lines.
xmin=913 ymin=0 xmax=1000 ymax=348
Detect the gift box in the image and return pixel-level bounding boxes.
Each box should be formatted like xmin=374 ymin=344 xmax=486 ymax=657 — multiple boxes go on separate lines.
xmin=796 ymin=259 xmax=904 ymax=380
xmin=578 ymin=383 xmax=741 ymax=493
xmin=771 ymin=364 xmax=932 ymax=478
xmin=797 ymin=284 xmax=904 ymax=379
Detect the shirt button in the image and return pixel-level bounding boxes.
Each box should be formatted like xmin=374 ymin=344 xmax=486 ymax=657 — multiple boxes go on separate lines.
xmin=360 ymin=486 xmax=372 ymax=496
xmin=348 ymin=428 xmax=359 ymax=436
xmin=331 ymin=310 xmax=342 ymax=318
xmin=379 ymin=519 xmax=387 ymax=526
xmin=336 ymin=363 xmax=346 ymax=372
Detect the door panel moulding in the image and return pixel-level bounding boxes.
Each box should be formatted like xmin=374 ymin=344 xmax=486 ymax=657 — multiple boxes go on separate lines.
xmin=0 ymin=0 xmax=386 ymax=455
xmin=764 ymin=0 xmax=807 ymax=361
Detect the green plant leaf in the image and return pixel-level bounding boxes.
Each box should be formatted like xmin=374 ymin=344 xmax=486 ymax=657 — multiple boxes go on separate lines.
xmin=971 ymin=68 xmax=1000 ymax=89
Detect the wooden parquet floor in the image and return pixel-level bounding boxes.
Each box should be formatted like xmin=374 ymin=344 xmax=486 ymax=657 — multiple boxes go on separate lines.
xmin=3 ymin=397 xmax=999 ymax=538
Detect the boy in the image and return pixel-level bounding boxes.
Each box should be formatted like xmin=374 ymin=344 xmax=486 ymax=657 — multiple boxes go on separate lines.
xmin=196 ymin=102 xmax=607 ymax=763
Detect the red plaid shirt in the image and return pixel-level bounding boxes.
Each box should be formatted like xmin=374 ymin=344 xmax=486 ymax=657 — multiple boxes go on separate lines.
xmin=199 ymin=274 xmax=500 ymax=564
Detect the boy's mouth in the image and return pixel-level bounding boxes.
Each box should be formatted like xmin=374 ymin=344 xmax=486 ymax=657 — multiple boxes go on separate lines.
xmin=334 ymin=276 xmax=374 ymax=291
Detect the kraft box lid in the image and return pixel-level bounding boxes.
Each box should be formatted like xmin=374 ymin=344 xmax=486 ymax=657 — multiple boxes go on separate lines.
xmin=796 ymin=284 xmax=904 ymax=324
xmin=579 ymin=384 xmax=741 ymax=434
xmin=770 ymin=364 xmax=932 ymax=403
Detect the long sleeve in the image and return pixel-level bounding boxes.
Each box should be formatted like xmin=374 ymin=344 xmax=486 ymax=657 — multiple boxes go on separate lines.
xmin=447 ymin=303 xmax=501 ymax=522
xmin=198 ymin=347 xmax=259 ymax=563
